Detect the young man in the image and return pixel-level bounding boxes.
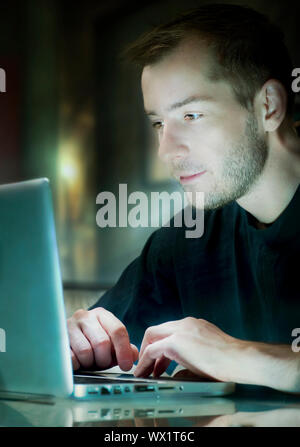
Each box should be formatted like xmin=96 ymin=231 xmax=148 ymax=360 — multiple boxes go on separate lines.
xmin=67 ymin=4 xmax=300 ymax=393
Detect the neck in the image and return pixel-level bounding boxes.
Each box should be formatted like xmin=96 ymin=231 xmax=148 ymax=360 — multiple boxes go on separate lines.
xmin=236 ymin=119 xmax=300 ymax=224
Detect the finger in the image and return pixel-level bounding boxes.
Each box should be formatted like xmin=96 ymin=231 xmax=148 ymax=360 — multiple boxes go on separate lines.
xmin=140 ymin=321 xmax=178 ymax=358
xmin=172 ymin=369 xmax=200 ymax=379
xmin=136 ymin=361 xmax=156 ymax=378
xmin=68 ymin=324 xmax=94 ymax=368
xmin=172 ymin=369 xmax=214 ymax=380
xmin=153 ymin=355 xmax=171 ymax=378
xmin=96 ymin=308 xmax=134 ymax=371
xmin=135 ymin=337 xmax=174 ymax=377
xmin=131 ymin=344 xmax=139 ymax=362
xmin=80 ymin=317 xmax=112 ymax=369
xmin=70 ymin=347 xmax=80 ymax=370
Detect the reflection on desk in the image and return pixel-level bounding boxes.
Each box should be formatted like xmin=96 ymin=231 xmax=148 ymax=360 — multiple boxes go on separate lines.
xmin=0 ymin=385 xmax=300 ymax=427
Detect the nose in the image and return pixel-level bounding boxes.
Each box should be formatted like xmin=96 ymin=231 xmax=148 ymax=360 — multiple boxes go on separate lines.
xmin=158 ymin=123 xmax=189 ymax=163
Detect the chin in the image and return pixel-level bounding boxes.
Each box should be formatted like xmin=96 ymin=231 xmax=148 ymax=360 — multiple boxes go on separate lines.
xmin=204 ymin=190 xmax=239 ymax=210
xmin=183 ymin=185 xmax=236 ymax=210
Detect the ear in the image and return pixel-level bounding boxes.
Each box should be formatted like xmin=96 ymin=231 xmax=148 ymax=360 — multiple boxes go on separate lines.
xmin=259 ymin=79 xmax=287 ymax=132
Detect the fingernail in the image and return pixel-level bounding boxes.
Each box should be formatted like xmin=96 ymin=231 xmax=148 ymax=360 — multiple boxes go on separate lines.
xmin=121 ymin=360 xmax=133 ymax=371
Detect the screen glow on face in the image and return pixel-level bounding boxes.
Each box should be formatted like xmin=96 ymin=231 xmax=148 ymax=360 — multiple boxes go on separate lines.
xmin=141 ymin=41 xmax=267 ymax=209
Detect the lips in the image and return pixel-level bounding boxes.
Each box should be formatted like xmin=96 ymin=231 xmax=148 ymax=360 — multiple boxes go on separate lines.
xmin=179 ymin=171 xmax=206 ymax=184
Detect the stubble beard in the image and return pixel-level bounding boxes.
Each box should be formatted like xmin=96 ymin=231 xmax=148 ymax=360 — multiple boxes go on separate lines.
xmin=183 ymin=112 xmax=269 ymax=210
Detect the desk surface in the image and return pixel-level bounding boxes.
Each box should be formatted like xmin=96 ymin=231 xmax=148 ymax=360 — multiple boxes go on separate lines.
xmin=0 ymin=385 xmax=300 ymax=427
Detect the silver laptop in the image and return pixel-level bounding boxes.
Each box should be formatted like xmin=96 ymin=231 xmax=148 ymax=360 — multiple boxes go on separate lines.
xmin=0 ymin=178 xmax=235 ymax=400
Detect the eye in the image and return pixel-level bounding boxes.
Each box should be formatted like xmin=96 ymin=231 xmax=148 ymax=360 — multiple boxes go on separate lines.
xmin=151 ymin=121 xmax=164 ymax=130
xmin=184 ymin=113 xmax=203 ymax=121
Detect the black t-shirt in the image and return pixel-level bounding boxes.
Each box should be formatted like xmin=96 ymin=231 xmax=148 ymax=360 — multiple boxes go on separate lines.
xmin=90 ymin=185 xmax=300 ymax=350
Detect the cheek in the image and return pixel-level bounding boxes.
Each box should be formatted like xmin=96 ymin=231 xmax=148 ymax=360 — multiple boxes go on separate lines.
xmin=191 ymin=114 xmax=246 ymax=158
xmin=189 ymin=121 xmax=228 ymax=162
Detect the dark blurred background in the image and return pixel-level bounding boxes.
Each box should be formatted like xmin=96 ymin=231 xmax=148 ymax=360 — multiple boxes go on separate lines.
xmin=0 ymin=0 xmax=299 ymax=314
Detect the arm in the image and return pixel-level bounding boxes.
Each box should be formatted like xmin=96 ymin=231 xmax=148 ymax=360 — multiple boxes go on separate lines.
xmin=134 ymin=317 xmax=300 ymax=394
xmin=223 ymin=339 xmax=300 ymax=394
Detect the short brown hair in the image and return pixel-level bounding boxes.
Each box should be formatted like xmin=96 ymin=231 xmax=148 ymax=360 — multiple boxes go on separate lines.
xmin=125 ymin=3 xmax=295 ymax=115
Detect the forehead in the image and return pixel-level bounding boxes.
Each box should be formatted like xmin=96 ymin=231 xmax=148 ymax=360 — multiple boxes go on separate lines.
xmin=141 ymin=38 xmax=221 ymax=110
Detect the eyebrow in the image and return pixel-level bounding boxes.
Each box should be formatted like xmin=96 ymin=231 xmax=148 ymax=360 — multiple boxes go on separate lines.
xmin=145 ymin=94 xmax=214 ymax=116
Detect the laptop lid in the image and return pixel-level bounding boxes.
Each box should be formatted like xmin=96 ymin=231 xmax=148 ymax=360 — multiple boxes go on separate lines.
xmin=0 ymin=178 xmax=73 ymax=397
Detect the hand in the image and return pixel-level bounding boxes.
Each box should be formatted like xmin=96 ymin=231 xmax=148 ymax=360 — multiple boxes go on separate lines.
xmin=134 ymin=317 xmax=238 ymax=380
xmin=67 ymin=307 xmax=139 ymax=371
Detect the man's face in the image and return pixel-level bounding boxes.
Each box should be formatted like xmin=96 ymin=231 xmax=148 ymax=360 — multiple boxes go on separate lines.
xmin=141 ymin=38 xmax=268 ymax=209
